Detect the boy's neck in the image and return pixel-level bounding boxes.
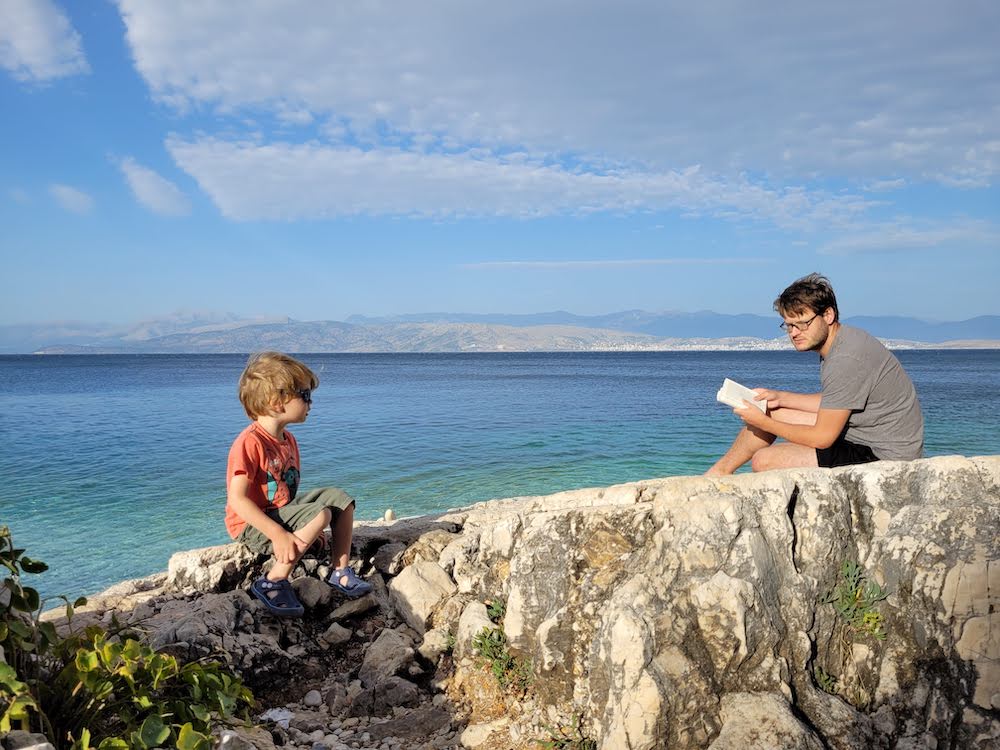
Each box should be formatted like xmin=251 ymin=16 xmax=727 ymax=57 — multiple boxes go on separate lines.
xmin=254 ymin=415 xmax=288 ymax=440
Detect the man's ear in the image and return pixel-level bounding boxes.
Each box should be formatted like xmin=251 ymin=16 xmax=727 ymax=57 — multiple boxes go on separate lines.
xmin=823 ymin=307 xmax=836 ymax=323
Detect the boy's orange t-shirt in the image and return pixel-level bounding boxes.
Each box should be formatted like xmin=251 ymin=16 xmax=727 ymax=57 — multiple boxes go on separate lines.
xmin=225 ymin=422 xmax=301 ymax=538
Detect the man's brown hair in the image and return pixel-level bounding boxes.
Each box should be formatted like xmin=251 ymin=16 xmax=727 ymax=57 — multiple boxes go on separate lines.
xmin=774 ymin=273 xmax=839 ymax=322
xmin=238 ymin=351 xmax=319 ymax=419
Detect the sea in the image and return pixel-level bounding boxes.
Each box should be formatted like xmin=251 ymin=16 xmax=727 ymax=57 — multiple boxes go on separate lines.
xmin=1 ymin=350 xmax=998 ymax=602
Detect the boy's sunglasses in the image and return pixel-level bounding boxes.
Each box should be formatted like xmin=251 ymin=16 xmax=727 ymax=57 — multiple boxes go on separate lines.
xmin=295 ymin=388 xmax=312 ymax=404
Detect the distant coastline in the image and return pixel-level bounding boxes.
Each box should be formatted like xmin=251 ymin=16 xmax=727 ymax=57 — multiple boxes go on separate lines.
xmin=26 ymin=337 xmax=1000 ymax=355
xmin=4 ymin=310 xmax=999 ymax=355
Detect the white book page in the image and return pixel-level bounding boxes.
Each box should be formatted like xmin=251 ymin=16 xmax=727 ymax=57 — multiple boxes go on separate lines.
xmin=716 ymin=378 xmax=766 ymax=411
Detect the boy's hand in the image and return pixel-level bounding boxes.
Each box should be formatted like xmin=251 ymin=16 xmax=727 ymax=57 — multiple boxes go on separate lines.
xmin=271 ymin=530 xmax=309 ymax=564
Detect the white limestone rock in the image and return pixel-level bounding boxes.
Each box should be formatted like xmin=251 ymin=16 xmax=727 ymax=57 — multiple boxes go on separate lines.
xmin=388 ymin=561 xmax=457 ymax=634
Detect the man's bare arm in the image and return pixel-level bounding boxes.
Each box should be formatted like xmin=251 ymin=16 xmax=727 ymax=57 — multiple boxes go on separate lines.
xmin=738 ymin=404 xmax=850 ymax=449
xmin=754 ymin=389 xmax=822 ymax=414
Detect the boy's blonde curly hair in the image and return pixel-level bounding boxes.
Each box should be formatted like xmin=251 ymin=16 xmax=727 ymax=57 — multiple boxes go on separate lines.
xmin=238 ymin=351 xmax=319 ymax=419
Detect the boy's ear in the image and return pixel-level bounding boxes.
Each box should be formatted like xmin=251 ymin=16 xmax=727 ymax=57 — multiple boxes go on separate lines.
xmin=265 ymin=396 xmax=286 ymax=416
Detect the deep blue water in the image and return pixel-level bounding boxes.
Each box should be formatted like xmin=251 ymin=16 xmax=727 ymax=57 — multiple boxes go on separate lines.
xmin=1 ymin=350 xmax=997 ymax=601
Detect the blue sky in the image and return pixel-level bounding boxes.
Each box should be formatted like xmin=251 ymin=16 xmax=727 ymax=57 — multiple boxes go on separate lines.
xmin=2 ymin=0 xmax=998 ymax=327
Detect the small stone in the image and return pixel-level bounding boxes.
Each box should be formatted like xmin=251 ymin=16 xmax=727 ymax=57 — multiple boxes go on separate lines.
xmin=304 ymin=689 xmax=323 ymax=707
xmin=321 ymin=622 xmax=352 ymax=646
xmin=1 ymin=731 xmax=56 ymax=750
xmin=384 ymin=509 xmax=396 ymax=522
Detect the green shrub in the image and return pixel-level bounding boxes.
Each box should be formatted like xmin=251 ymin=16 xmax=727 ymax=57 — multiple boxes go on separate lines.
xmin=814 ymin=559 xmax=889 ymax=709
xmin=813 ymin=665 xmax=838 ymax=695
xmin=0 ymin=525 xmax=254 ymax=749
xmin=485 ymin=598 xmax=506 ymax=623
xmin=535 ymin=714 xmax=597 ymax=749
xmin=822 ymin=560 xmax=888 ymax=640
xmin=471 ymin=626 xmax=532 ymax=692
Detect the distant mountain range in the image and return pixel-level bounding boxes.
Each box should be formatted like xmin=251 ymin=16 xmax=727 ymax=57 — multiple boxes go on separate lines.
xmin=2 ymin=310 xmax=998 ymax=354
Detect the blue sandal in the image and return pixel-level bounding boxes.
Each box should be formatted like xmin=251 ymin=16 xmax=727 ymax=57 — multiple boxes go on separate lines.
xmin=327 ymin=567 xmax=373 ymax=598
xmin=250 ymin=576 xmax=305 ymax=617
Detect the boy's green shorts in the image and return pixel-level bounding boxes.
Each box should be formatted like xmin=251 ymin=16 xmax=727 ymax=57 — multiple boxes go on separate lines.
xmin=237 ymin=486 xmax=354 ymax=556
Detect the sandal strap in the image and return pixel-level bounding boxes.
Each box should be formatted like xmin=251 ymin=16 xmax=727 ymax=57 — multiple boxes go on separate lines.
xmin=251 ymin=576 xmax=304 ymax=614
xmin=333 ymin=567 xmax=362 ymax=585
xmin=256 ymin=576 xmax=291 ymax=591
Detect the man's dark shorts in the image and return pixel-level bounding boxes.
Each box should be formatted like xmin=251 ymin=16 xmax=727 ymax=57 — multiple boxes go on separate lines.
xmin=816 ymin=437 xmax=878 ymax=468
xmin=237 ymin=486 xmax=354 ymax=555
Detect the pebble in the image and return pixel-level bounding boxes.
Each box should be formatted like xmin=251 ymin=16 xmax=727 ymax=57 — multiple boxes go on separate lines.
xmin=304 ymin=689 xmax=323 ymax=707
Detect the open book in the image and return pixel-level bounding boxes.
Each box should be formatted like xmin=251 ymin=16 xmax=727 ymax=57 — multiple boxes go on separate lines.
xmin=716 ymin=378 xmax=766 ymax=412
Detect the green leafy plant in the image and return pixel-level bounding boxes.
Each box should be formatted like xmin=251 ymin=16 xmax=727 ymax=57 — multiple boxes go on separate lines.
xmin=814 ymin=559 xmax=889 ymax=709
xmin=822 ymin=560 xmax=889 ymax=640
xmin=1 ymin=525 xmax=254 ymax=749
xmin=471 ymin=626 xmax=532 ymax=692
xmin=814 ymin=665 xmax=838 ymax=695
xmin=535 ymin=714 xmax=597 ymax=749
xmin=485 ymin=598 xmax=506 ymax=623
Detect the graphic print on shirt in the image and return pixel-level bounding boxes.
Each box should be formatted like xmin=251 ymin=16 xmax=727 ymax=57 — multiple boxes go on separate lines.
xmin=266 ymin=454 xmax=300 ymax=505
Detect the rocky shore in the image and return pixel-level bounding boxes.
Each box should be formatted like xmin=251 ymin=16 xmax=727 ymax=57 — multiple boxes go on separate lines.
xmin=31 ymin=455 xmax=1000 ymax=749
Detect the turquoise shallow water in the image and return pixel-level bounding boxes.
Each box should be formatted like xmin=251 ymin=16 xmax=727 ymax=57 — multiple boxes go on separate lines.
xmin=1 ymin=350 xmax=997 ymax=601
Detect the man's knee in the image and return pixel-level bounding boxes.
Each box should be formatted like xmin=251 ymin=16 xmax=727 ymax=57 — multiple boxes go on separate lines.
xmin=751 ymin=448 xmax=778 ymax=472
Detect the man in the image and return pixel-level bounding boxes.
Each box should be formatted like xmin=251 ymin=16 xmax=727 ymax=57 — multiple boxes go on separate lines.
xmin=706 ymin=273 xmax=923 ymax=474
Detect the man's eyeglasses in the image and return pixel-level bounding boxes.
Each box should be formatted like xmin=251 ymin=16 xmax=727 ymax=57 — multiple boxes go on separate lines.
xmin=779 ymin=313 xmax=819 ymax=333
xmin=294 ymin=388 xmax=312 ymax=404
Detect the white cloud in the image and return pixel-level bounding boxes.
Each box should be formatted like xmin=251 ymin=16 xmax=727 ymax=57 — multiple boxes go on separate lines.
xmin=819 ymin=220 xmax=1000 ymax=255
xmin=167 ymin=136 xmax=874 ymax=229
xmin=0 ymin=0 xmax=88 ymax=82
xmin=118 ymin=157 xmax=191 ymax=216
xmin=864 ymin=179 xmax=907 ymax=193
xmin=463 ymin=258 xmax=773 ymax=270
xmin=49 ymin=183 xmax=94 ymax=214
xmin=117 ymin=0 xmax=1000 ymax=187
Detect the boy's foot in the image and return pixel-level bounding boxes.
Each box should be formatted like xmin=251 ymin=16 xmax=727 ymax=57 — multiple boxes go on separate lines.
xmin=327 ymin=566 xmax=373 ymax=598
xmin=250 ymin=576 xmax=305 ymax=617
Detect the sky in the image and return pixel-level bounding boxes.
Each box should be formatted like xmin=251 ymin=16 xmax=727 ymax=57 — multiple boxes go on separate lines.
xmin=1 ymin=0 xmax=998 ymax=327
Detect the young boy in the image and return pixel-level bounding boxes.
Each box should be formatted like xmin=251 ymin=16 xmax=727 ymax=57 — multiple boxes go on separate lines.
xmin=226 ymin=351 xmax=372 ymax=617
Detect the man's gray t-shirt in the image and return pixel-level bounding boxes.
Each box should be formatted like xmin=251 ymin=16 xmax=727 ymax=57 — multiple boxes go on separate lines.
xmin=820 ymin=325 xmax=924 ymax=460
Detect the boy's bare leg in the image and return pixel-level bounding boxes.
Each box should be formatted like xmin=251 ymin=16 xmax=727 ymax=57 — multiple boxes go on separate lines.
xmin=331 ymin=503 xmax=355 ymax=584
xmin=268 ymin=508 xmax=331 ymax=581
xmin=705 ymin=407 xmax=817 ymax=476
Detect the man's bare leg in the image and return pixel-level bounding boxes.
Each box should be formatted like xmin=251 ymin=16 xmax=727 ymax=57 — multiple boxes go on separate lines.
xmin=750 ymin=441 xmax=819 ymax=472
xmin=705 ymin=424 xmax=777 ymax=475
xmin=705 ymin=407 xmax=817 ymax=475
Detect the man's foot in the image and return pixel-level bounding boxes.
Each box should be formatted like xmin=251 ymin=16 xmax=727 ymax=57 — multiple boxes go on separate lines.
xmin=326 ymin=567 xmax=373 ymax=598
